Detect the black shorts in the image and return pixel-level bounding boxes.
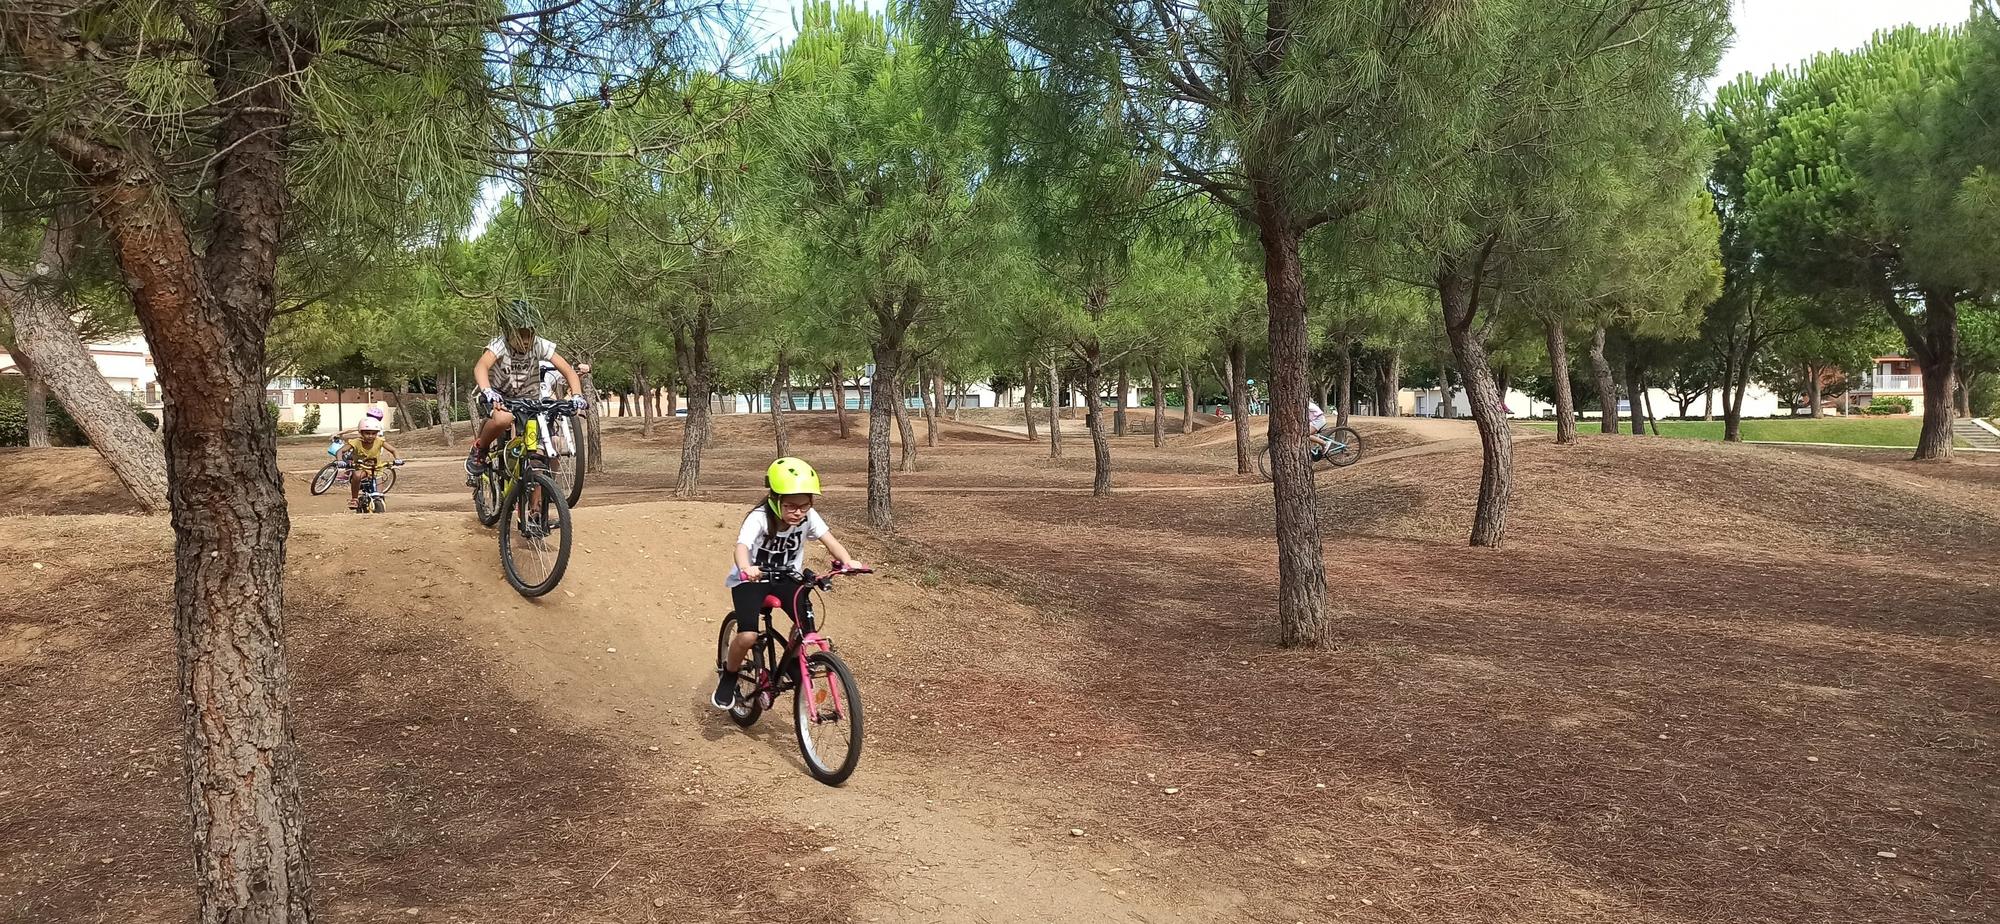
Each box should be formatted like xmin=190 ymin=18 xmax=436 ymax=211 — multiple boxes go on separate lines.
xmin=730 ymin=578 xmax=811 ymax=634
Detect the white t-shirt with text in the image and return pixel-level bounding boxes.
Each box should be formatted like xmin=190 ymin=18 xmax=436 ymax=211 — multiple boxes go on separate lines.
xmin=727 ymin=507 xmax=829 ymax=587
xmin=486 ymin=336 xmax=557 ymax=399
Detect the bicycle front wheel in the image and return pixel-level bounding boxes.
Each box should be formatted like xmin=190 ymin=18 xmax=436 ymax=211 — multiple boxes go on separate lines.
xmin=376 ymin=465 xmax=397 ymax=494
xmin=310 ymin=463 xmax=339 ymax=495
xmin=499 ymin=469 xmax=573 ymax=597
xmin=1255 ymin=445 xmax=1275 ymax=482
xmin=794 ymin=649 xmax=863 ymax=786
xmin=1324 ymin=426 xmax=1362 ymax=467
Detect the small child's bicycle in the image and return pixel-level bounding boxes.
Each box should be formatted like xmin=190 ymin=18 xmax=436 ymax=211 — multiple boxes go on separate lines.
xmin=715 ymin=565 xmax=872 ymax=786
xmin=351 ymin=460 xmax=405 ymax=513
xmin=1257 ymin=425 xmax=1362 ymax=481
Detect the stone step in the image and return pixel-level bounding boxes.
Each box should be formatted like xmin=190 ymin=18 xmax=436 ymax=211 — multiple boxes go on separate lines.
xmin=1952 ymin=419 xmax=2000 ymax=449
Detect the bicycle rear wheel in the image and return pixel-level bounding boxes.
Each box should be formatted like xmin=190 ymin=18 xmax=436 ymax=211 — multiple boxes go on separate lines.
xmin=499 ymin=470 xmax=572 ymax=597
xmin=310 ymin=463 xmax=339 ymax=495
xmin=472 ymin=469 xmax=502 ymax=527
xmin=556 ymin=417 xmax=586 ymax=507
xmin=1255 ymin=445 xmax=1275 ymax=482
xmin=714 ymin=614 xmax=766 ymax=727
xmin=794 ymin=649 xmax=862 ymax=785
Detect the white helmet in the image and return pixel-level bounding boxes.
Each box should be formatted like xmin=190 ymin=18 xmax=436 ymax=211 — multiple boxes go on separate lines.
xmin=359 ymin=417 xmax=383 ymax=433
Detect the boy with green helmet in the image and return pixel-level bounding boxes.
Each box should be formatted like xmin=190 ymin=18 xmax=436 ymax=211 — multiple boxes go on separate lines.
xmin=466 ymin=298 xmax=589 ymax=482
xmin=715 ymin=456 xmax=866 ymax=709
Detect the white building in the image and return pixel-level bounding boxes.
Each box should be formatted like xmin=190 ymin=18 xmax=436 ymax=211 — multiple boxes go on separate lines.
xmin=0 ymin=333 xmax=163 ymax=410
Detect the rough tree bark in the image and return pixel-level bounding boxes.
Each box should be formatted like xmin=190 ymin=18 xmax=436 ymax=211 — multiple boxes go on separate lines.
xmin=434 ymin=367 xmax=453 ymax=445
xmin=1439 ymin=261 xmax=1514 ymax=549
xmin=771 ymin=354 xmax=791 ymax=458
xmin=675 ymin=305 xmax=713 ymax=495
xmin=1901 ymin=289 xmax=1959 ymax=462
xmin=894 ymin=380 xmax=918 ymax=471
xmin=4 ymin=13 xmax=318 ymax=918
xmin=1588 ymin=324 xmax=1620 ymax=435
xmin=1253 ymin=207 xmax=1330 ymax=646
xmin=868 ymin=334 xmax=906 ymax=527
xmin=922 ymin=365 xmax=939 ymax=448
xmin=1082 ymin=339 xmax=1112 ymax=496
xmin=1113 ymin=361 xmax=1128 ymax=437
xmin=1805 ymin=365 xmax=1824 ymax=419
xmin=1181 ymin=364 xmax=1195 ymax=433
xmin=1046 ymin=360 xmax=1063 ymax=458
xmin=830 ymin=363 xmax=848 ymax=440
xmin=1335 ymin=340 xmax=1353 ymax=428
xmin=1544 ymin=319 xmax=1577 ymax=444
xmin=14 ymin=349 xmax=51 ymax=447
xmin=1148 ymin=358 xmax=1164 ymax=448
xmin=0 ymin=211 xmax=170 ymax=508
xmin=1228 ymin=337 xmax=1251 ymax=474
xmin=577 ymin=365 xmax=603 ymax=473
xmin=1623 ymin=358 xmax=1647 ymax=436
xmin=1021 ymin=359 xmax=1039 ymax=441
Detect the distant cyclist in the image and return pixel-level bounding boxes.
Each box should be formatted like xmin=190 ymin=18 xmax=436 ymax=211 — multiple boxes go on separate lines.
xmin=466 ymin=299 xmax=587 ymax=484
xmin=1307 ymin=399 xmax=1334 ymax=458
xmin=337 ymin=417 xmax=400 ymax=511
xmin=714 ymin=457 xmax=866 ymax=709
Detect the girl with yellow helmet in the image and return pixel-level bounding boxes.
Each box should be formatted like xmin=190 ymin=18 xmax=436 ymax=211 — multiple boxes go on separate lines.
xmin=715 ymin=457 xmax=866 ymax=709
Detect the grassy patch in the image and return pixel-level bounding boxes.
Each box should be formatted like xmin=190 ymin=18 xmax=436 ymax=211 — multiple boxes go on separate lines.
xmin=1527 ymin=417 xmax=1955 ymax=447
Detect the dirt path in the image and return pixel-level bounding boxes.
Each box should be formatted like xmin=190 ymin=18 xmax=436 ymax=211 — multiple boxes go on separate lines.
xmin=292 ymin=504 xmax=1253 ymax=923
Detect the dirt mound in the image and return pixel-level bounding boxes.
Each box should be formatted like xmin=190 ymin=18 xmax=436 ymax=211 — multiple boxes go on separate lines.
xmin=0 ymin=448 xmax=142 ymax=515
xmin=624 ymin=410 xmax=1028 ymax=448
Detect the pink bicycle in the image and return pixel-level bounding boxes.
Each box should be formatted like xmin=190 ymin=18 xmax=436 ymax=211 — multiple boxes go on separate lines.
xmin=715 ymin=565 xmax=871 ymax=785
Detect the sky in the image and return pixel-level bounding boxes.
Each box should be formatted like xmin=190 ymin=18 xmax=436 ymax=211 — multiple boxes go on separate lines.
xmin=742 ymin=0 xmax=1975 ymax=76
xmin=1711 ymin=0 xmax=1973 ymax=90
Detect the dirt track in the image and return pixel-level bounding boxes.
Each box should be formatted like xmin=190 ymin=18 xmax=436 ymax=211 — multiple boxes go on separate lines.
xmin=4 ymin=415 xmax=1997 ymax=923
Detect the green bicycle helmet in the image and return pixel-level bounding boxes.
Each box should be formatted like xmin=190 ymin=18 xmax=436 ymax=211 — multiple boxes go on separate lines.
xmin=498 ymin=297 xmax=543 ymax=331
xmin=765 ymin=457 xmax=823 ymax=515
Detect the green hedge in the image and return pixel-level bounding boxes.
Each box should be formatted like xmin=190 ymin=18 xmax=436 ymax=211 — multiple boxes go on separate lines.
xmin=1863 ymin=396 xmax=1914 ymax=415
xmin=0 ymin=379 xmax=88 ymax=446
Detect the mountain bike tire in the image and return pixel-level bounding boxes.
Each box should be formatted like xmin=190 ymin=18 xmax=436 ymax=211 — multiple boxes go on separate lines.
xmin=1324 ymin=426 xmax=1363 ymax=467
xmin=472 ymin=469 xmax=502 ymax=528
xmin=498 ymin=469 xmax=572 ymax=598
xmin=794 ymin=650 xmax=862 ymax=786
xmin=715 ymin=613 xmax=766 ymax=728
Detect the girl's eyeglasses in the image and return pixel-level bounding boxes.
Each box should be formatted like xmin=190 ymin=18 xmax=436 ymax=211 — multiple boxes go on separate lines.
xmin=780 ymin=500 xmax=814 ymax=513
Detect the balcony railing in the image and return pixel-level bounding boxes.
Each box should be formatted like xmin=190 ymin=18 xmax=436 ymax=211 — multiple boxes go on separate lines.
xmin=1865 ymin=374 xmax=1919 ymax=392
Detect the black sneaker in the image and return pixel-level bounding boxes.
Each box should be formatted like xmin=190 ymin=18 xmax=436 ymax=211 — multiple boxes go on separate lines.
xmin=464 ymin=446 xmax=484 ymax=486
xmin=711 ymin=671 xmax=738 ymax=710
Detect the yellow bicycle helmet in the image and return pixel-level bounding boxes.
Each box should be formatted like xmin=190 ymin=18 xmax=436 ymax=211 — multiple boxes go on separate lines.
xmin=766 ymin=457 xmax=823 ymax=515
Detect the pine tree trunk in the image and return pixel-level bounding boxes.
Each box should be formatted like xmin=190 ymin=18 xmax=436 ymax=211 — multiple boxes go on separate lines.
xmin=1381 ymin=351 xmax=1402 ymax=418
xmin=1335 ymin=342 xmax=1353 ymax=428
xmin=637 ymin=367 xmax=654 ymax=438
xmin=922 ymin=366 xmax=939 ymax=447
xmin=435 ymin=367 xmax=453 ymax=445
xmin=675 ymin=306 xmax=713 ymax=495
xmin=1181 ymin=364 xmax=1195 ymax=433
xmin=1440 ymin=267 xmax=1514 ymax=549
xmin=1703 ymin=389 xmax=1713 ymax=421
xmin=1589 ymin=324 xmax=1620 ymax=434
xmin=1807 ymin=367 xmax=1824 ymax=419
xmin=1113 ymin=362 xmax=1129 ymax=436
xmin=771 ymin=354 xmax=790 ymax=457
xmin=1624 ymin=359 xmax=1646 ymax=436
xmin=868 ymin=340 xmax=903 ymax=528
xmin=1228 ymin=338 xmax=1251 ymax=474
xmin=1644 ymin=389 xmax=1662 ymax=436
xmin=830 ymin=363 xmax=848 ymax=439
xmin=578 ymin=366 xmax=603 ymax=473
xmin=1909 ymin=290 xmax=1959 ymax=462
xmin=1022 ymin=360 xmax=1038 ymax=441
xmin=1149 ymin=358 xmax=1164 ymax=448
xmin=1083 ymin=342 xmax=1111 ymax=496
xmin=16 ymin=350 xmax=51 ymax=447
xmin=1254 ymin=207 xmax=1330 ymax=646
xmin=894 ymin=379 xmax=918 ymax=472
xmin=46 ymin=76 xmax=317 ymax=919
xmin=950 ymin=378 xmax=961 ymax=421
xmin=1545 ymin=318 xmax=1577 ymax=444
xmin=1047 ymin=361 xmax=1063 ymax=458
xmin=0 ymin=249 xmax=169 ymax=507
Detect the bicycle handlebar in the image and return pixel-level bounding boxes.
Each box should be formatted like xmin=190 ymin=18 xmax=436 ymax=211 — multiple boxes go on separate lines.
xmin=500 ymin=397 xmax=579 ymax=417
xmin=754 ymin=563 xmax=875 ymax=590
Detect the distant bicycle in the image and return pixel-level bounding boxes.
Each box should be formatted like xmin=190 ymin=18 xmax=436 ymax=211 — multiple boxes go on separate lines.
xmin=1257 ymin=426 xmax=1362 ymax=481
xmin=311 ymin=458 xmax=397 ymax=496
xmin=351 ymin=460 xmax=405 ymax=514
